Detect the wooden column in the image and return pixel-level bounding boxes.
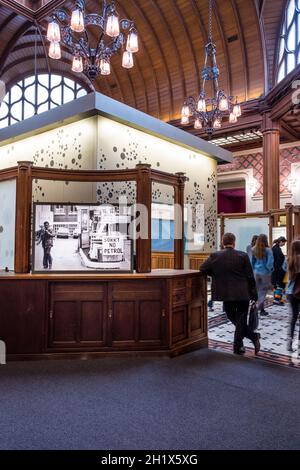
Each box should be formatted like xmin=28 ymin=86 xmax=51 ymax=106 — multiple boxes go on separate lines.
xmin=294 ymin=207 xmax=300 ymax=240
xmin=285 ymin=203 xmax=294 ymax=254
xmin=269 ymin=212 xmax=274 ymax=247
xmin=15 ymin=161 xmax=33 ymax=273
xmin=262 ymin=112 xmax=280 ymax=211
xmin=174 ymin=173 xmax=186 ymax=270
xmin=136 ymin=164 xmax=152 ymax=273
xmin=219 ymin=213 xmax=225 ymax=248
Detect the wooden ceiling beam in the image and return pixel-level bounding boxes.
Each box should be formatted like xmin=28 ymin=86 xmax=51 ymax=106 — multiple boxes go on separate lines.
xmin=127 ymin=0 xmax=164 ymax=118
xmin=149 ymin=0 xmax=186 ymax=113
xmin=280 ymin=121 xmax=300 ymax=140
xmin=230 ymin=0 xmax=249 ymax=101
xmin=0 ymin=12 xmax=17 ymax=34
xmin=172 ymin=0 xmax=201 ymax=92
xmin=0 ymin=20 xmax=33 ymax=73
xmin=214 ymin=0 xmax=232 ymax=95
xmin=116 ymin=1 xmax=149 ymax=114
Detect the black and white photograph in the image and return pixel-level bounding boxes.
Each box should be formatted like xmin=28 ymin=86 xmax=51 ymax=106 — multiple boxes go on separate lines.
xmin=32 ymin=203 xmax=133 ymax=273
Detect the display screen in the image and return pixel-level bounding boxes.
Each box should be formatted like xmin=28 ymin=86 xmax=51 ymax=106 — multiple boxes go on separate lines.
xmin=32 ymin=203 xmax=133 ymax=273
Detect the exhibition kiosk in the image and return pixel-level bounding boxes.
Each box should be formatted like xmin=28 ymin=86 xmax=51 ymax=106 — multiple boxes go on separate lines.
xmin=0 ymin=92 xmax=232 ymax=360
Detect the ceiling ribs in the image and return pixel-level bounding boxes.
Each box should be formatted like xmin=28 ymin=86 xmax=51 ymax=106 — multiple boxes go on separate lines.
xmin=230 ymin=0 xmax=249 ymax=101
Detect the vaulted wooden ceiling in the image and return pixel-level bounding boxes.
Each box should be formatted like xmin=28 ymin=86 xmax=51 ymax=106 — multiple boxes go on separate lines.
xmin=0 ymin=0 xmax=287 ymax=123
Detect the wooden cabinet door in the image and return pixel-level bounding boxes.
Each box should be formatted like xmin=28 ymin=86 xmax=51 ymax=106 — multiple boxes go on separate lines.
xmin=108 ymin=280 xmax=166 ymax=349
xmin=49 ymin=282 xmax=107 ymax=349
xmin=0 ymin=280 xmax=46 ymax=355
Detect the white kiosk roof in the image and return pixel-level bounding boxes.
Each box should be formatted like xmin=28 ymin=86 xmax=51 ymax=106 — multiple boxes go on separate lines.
xmin=0 ymin=92 xmax=232 ymax=164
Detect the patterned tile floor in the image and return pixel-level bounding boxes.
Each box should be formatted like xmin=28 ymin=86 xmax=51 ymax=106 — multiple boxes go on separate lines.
xmin=208 ymin=296 xmax=300 ymax=369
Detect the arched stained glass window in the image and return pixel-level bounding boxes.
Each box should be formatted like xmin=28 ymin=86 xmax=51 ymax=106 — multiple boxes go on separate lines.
xmin=277 ymin=0 xmax=300 ymax=83
xmin=0 ymin=74 xmax=88 ymax=129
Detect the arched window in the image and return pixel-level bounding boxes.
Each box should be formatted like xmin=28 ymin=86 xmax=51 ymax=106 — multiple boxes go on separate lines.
xmin=277 ymin=0 xmax=300 ymax=83
xmin=0 ymin=74 xmax=88 ymax=129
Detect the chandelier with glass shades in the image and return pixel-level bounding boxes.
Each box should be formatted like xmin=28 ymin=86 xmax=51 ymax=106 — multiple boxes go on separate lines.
xmin=46 ymin=0 xmax=139 ymax=80
xmin=181 ymin=0 xmax=241 ymax=135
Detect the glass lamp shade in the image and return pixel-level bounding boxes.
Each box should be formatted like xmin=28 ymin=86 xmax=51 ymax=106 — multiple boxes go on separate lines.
xmin=47 ymin=21 xmax=61 ymax=42
xmin=229 ymin=112 xmax=238 ymax=123
xmin=72 ymin=56 xmax=83 ymax=73
xmin=106 ymin=14 xmax=120 ymax=37
xmin=181 ymin=105 xmax=190 ymax=118
xmin=233 ymin=103 xmax=242 ymax=117
xmin=49 ymin=42 xmax=61 ymax=60
xmin=197 ymin=98 xmax=206 ymax=112
xmin=213 ymin=118 xmax=222 ymax=129
xmin=122 ymin=51 xmax=134 ymax=69
xmin=70 ymin=9 xmax=85 ymax=33
xmin=181 ymin=116 xmax=189 ymax=125
xmin=194 ymin=119 xmax=203 ymax=129
xmin=219 ymin=97 xmax=229 ymax=111
xmin=100 ymin=58 xmax=111 ymax=75
xmin=126 ymin=30 xmax=139 ymax=53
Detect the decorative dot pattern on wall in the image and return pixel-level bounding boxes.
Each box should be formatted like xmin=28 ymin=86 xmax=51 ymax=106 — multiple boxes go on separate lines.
xmin=96 ymin=181 xmax=136 ymax=205
xmin=98 ymin=117 xmax=217 ymax=252
xmin=0 ymin=180 xmax=16 ymax=270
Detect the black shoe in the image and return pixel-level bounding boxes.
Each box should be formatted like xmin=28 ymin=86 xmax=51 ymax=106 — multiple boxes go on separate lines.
xmin=260 ymin=310 xmax=268 ymax=316
xmin=253 ymin=333 xmax=261 ymax=355
xmin=234 ymin=347 xmax=246 ymax=355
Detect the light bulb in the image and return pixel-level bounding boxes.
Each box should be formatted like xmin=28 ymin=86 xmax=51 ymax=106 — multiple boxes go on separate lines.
xmin=219 ymin=96 xmax=229 ymax=111
xmin=229 ymin=112 xmax=238 ymax=123
xmin=181 ymin=105 xmax=190 ymax=118
xmin=49 ymin=42 xmax=61 ymax=60
xmin=122 ymin=51 xmax=134 ymax=69
xmin=72 ymin=56 xmax=83 ymax=73
xmin=106 ymin=14 xmax=120 ymax=37
xmin=233 ymin=103 xmax=242 ymax=117
xmin=194 ymin=119 xmax=203 ymax=129
xmin=197 ymin=98 xmax=206 ymax=112
xmin=181 ymin=116 xmax=189 ymax=125
xmin=70 ymin=9 xmax=85 ymax=33
xmin=213 ymin=118 xmax=222 ymax=129
xmin=47 ymin=21 xmax=61 ymax=42
xmin=126 ymin=30 xmax=139 ymax=53
xmin=100 ymin=58 xmax=111 ymax=75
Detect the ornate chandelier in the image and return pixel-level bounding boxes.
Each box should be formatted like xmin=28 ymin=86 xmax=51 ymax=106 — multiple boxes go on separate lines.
xmin=46 ymin=0 xmax=139 ymax=80
xmin=181 ymin=0 xmax=242 ymax=135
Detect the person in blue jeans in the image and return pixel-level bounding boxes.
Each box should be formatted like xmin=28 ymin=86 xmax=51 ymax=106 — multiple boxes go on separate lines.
xmin=252 ymin=234 xmax=274 ymax=316
xmin=286 ymin=240 xmax=300 ymax=352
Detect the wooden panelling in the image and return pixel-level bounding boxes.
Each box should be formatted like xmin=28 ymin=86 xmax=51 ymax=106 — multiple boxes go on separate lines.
xmin=52 ymin=301 xmax=77 ymax=345
xmin=151 ymin=252 xmax=175 ymax=270
xmin=172 ymin=306 xmax=188 ymax=343
xmin=188 ymin=253 xmax=210 ymax=270
xmin=111 ymin=301 xmax=135 ymax=344
xmin=0 ymin=272 xmax=207 ymax=358
xmin=0 ymin=280 xmax=46 ymax=354
xmin=139 ymin=300 xmax=162 ymax=342
xmin=49 ymin=281 xmax=107 ymax=349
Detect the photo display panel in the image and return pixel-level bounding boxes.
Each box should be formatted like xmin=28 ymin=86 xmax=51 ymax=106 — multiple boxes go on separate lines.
xmin=32 ymin=203 xmax=133 ymax=273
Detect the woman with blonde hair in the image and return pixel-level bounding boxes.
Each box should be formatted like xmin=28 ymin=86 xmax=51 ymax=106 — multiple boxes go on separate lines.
xmin=286 ymin=240 xmax=300 ymax=352
xmin=252 ymin=234 xmax=274 ymax=316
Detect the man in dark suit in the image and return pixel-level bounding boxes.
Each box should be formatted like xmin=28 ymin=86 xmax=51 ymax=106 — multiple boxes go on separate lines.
xmin=201 ymin=232 xmax=260 ymax=355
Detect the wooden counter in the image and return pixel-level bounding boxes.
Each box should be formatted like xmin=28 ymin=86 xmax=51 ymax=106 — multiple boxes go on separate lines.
xmin=0 ymin=270 xmax=207 ymax=361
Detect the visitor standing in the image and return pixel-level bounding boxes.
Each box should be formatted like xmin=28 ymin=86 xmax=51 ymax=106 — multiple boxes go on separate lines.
xmin=246 ymin=235 xmax=258 ymax=260
xmin=286 ymin=240 xmax=300 ymax=352
xmin=272 ymin=237 xmax=287 ymax=290
xmin=252 ymin=234 xmax=274 ymax=316
xmin=200 ymin=233 xmax=260 ymax=355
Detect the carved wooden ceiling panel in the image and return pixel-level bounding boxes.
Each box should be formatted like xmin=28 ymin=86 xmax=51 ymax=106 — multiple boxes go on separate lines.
xmin=0 ymin=0 xmax=287 ymax=124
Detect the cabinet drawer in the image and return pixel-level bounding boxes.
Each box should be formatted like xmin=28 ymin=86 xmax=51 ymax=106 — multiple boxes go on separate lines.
xmin=172 ymin=288 xmax=187 ymax=306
